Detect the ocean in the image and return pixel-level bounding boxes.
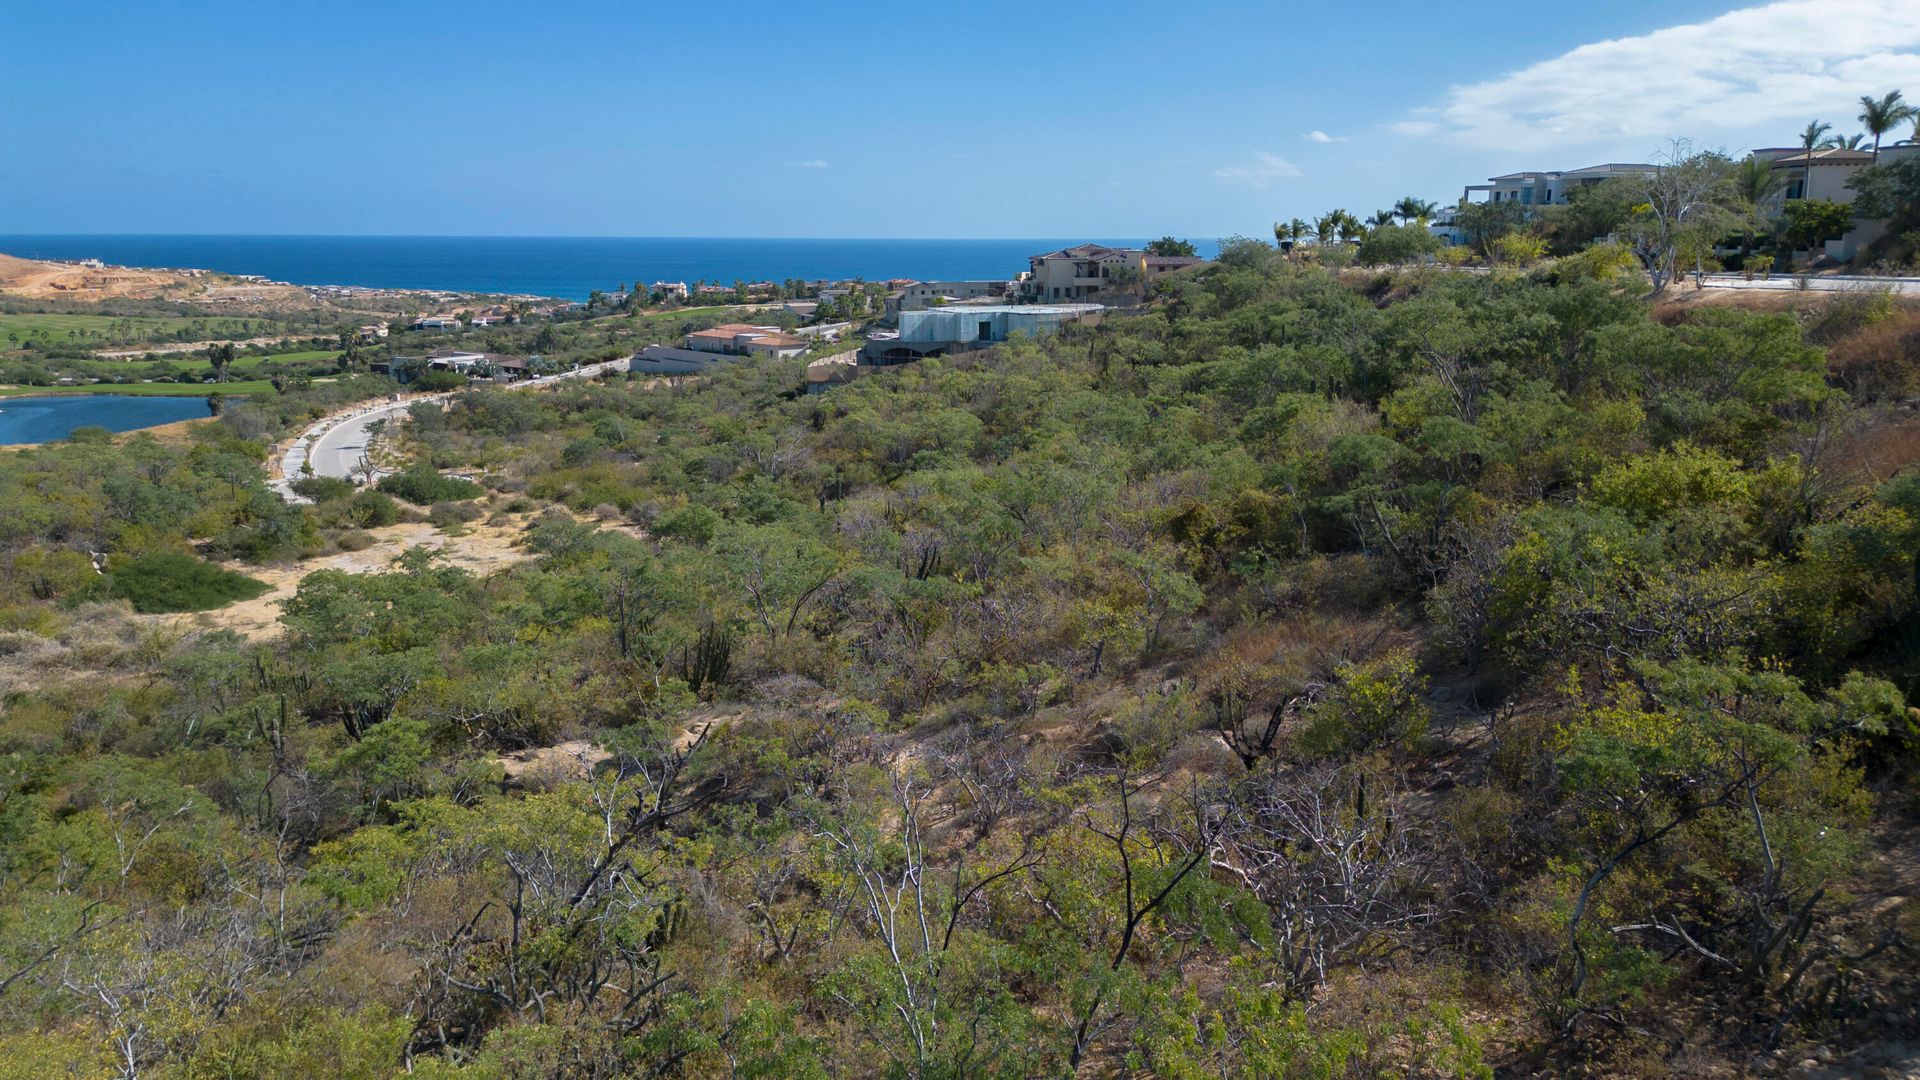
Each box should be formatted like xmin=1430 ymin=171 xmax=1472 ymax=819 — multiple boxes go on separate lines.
xmin=0 ymin=235 xmax=1222 ymax=302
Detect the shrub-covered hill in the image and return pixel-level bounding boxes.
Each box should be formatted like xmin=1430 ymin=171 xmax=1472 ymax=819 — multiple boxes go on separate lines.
xmin=0 ymin=244 xmax=1916 ymax=1077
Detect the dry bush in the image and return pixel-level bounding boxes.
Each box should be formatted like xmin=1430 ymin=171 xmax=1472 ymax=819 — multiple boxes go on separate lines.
xmin=1827 ymin=308 xmax=1920 ymax=402
xmin=1823 ymin=410 xmax=1920 ymax=485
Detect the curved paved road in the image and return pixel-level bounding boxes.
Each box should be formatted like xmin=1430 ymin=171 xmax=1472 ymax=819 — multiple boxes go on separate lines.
xmin=271 ymin=357 xmax=628 ymax=501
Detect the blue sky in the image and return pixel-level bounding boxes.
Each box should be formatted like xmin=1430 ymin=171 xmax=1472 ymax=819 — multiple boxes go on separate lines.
xmin=4 ymin=0 xmax=1918 ymax=238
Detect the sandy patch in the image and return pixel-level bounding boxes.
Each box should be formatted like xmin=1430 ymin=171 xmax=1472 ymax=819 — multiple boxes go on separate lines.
xmin=153 ymin=514 xmax=546 ymax=640
xmin=496 ymin=740 xmax=612 ymax=788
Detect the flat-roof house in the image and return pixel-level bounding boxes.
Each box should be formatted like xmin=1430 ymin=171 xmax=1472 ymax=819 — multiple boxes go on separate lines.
xmin=412 ymin=315 xmax=461 ymax=331
xmin=357 ymin=323 xmax=390 ymax=342
xmin=651 ymin=281 xmax=689 ymax=299
xmin=633 ymin=323 xmax=809 ymax=374
xmin=896 ymin=279 xmax=1012 ymax=312
xmin=423 ymin=350 xmax=489 ymax=373
xmin=1461 ymin=162 xmax=1657 ymax=213
xmin=862 ymin=303 xmax=1103 ymax=366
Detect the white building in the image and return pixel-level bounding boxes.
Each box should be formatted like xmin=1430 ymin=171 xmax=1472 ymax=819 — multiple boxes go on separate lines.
xmin=1427 ymin=205 xmax=1465 ymax=247
xmin=1461 ymin=162 xmax=1657 ymax=213
xmin=1749 ymin=143 xmax=1919 ymax=260
xmin=651 ymin=281 xmax=689 ymax=300
xmin=863 ymin=303 xmax=1103 ymax=365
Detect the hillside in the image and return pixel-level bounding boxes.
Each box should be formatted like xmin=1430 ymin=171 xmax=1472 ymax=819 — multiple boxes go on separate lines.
xmin=0 ymin=249 xmax=1916 ymax=1077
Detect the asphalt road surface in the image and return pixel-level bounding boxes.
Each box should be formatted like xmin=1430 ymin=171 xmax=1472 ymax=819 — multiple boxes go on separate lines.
xmin=271 ymin=358 xmax=629 ymax=500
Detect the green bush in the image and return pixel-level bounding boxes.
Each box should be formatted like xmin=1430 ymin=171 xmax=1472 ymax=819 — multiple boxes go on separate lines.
xmin=411 ymin=369 xmax=467 ymax=392
xmin=290 ymin=475 xmax=355 ymax=502
xmin=107 ymin=551 xmax=271 ymax=614
xmin=377 ymin=468 xmax=483 ymax=505
xmin=346 ymin=490 xmax=402 ymax=528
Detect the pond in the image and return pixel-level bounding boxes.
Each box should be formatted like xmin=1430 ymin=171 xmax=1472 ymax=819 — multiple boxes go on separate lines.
xmin=0 ymin=394 xmax=221 ymax=445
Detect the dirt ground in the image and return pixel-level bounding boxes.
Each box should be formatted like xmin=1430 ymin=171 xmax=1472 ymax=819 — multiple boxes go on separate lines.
xmin=0 ymin=252 xmax=332 ymax=312
xmin=152 ymin=515 xmax=548 ymax=640
xmin=0 ymin=252 xmax=188 ymax=301
xmin=129 ymin=417 xmax=219 ymax=445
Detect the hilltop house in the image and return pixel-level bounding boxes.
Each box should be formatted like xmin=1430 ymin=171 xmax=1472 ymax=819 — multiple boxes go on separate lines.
xmin=1461 ymin=162 xmax=1657 ymax=213
xmin=1748 ymin=143 xmax=1919 ymax=260
xmin=1020 ymin=245 xmax=1209 ymax=302
xmin=411 ymin=315 xmax=461 ymax=331
xmin=1022 ymin=245 xmax=1143 ymax=301
xmin=685 ymin=323 xmax=807 ymax=358
xmin=861 ymin=303 xmax=1102 ymax=365
xmin=895 ymin=279 xmax=1012 ymax=312
xmin=650 ymin=281 xmax=689 ymax=300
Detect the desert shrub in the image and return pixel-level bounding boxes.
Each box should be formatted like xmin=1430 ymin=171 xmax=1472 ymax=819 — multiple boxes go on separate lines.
xmin=654 ymin=503 xmax=722 ymax=544
xmin=1800 ymin=287 xmax=1898 ymax=345
xmin=428 ymin=501 xmax=482 ymax=529
xmin=1296 ymin=650 xmax=1430 ymax=757
xmin=107 ymin=551 xmax=270 ymax=613
xmin=411 ymin=369 xmax=467 ymax=392
xmin=378 ymin=468 xmax=483 ymax=505
xmin=1828 ymin=308 xmax=1920 ymax=401
xmin=290 ymin=475 xmax=355 ymax=502
xmin=345 ymin=490 xmax=401 ymax=528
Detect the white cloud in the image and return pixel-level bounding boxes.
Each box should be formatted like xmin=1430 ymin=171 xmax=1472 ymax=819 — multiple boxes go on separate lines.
xmin=1400 ymin=0 xmax=1920 ymax=149
xmin=1304 ymin=130 xmax=1346 ymax=144
xmin=1213 ymin=152 xmax=1303 ymax=187
xmin=786 ymin=159 xmax=831 ymax=169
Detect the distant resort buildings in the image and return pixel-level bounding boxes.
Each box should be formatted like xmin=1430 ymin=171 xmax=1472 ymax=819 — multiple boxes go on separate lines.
xmin=623 ymin=241 xmax=1211 ymax=388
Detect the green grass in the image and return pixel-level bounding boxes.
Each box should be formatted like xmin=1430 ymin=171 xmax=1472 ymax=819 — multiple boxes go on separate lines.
xmin=249 ymin=349 xmax=338 ymax=366
xmin=0 ymin=312 xmax=256 ymax=347
xmin=0 ymin=380 xmax=278 ymax=398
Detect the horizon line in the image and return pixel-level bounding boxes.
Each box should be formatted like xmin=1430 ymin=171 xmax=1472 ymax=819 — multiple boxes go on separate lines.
xmin=0 ymin=232 xmax=1236 ymax=243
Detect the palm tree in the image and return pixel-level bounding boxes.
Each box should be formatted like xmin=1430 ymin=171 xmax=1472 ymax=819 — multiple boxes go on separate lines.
xmin=1312 ymin=212 xmax=1339 ymax=246
xmin=1394 ymin=196 xmax=1439 ymax=225
xmin=1729 ymin=155 xmax=1787 ymax=257
xmin=1273 ymin=217 xmax=1310 ymax=257
xmin=1798 ymin=120 xmax=1832 ymax=151
xmin=1367 ymin=209 xmax=1397 ymax=230
xmin=1335 ymin=211 xmax=1364 ymax=244
xmin=1857 ymin=91 xmax=1915 ymax=160
xmin=1824 ymin=133 xmax=1869 ymax=151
